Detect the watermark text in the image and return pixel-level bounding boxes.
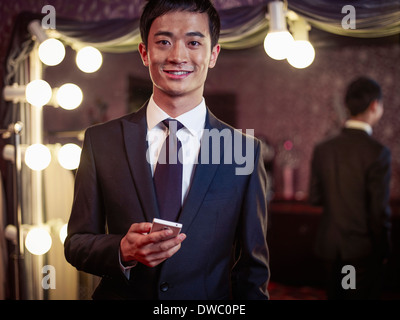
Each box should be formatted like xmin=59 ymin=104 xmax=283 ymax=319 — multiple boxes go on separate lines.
xmin=342 ymin=5 xmax=356 ymax=30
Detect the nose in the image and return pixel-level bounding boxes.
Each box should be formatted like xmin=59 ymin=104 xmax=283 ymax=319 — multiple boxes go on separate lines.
xmin=168 ymin=41 xmax=188 ymax=65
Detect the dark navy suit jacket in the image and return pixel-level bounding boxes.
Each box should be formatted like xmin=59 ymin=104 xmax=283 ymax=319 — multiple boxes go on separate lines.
xmin=309 ymin=128 xmax=391 ymax=261
xmin=64 ymin=104 xmax=270 ymax=300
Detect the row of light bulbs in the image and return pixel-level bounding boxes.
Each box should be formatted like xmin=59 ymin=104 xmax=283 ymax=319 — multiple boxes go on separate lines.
xmin=4 ymin=80 xmax=83 ymax=109
xmin=38 ymin=38 xmax=103 ymax=73
xmin=26 ymin=143 xmax=81 ymax=171
xmin=29 ymin=20 xmax=103 ymax=72
xmin=3 ymin=20 xmax=104 ymax=109
xmin=264 ymin=1 xmax=315 ymax=69
xmin=3 ymin=143 xmax=82 ymax=171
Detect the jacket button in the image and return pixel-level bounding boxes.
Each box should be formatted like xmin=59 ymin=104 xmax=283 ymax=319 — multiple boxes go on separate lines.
xmin=160 ymin=282 xmax=169 ymax=292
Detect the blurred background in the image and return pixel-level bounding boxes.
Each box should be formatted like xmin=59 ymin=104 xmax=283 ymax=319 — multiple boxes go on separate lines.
xmin=0 ymin=0 xmax=399 ymax=300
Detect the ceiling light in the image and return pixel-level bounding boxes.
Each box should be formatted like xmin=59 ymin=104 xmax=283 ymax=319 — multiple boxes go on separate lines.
xmin=287 ymin=16 xmax=315 ymax=69
xmin=264 ymin=1 xmax=294 ymax=60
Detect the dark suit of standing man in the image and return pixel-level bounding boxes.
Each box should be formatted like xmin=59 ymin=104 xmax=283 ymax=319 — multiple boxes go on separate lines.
xmin=64 ymin=0 xmax=270 ymax=300
xmin=309 ymin=77 xmax=392 ymax=299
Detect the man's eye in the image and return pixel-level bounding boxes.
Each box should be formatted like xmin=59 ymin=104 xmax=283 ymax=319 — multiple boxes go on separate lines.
xmin=189 ymin=41 xmax=200 ymax=46
xmin=158 ymin=40 xmax=170 ymax=45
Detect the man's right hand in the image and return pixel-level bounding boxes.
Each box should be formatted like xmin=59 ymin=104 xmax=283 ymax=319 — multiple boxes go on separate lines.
xmin=119 ymin=222 xmax=186 ymax=268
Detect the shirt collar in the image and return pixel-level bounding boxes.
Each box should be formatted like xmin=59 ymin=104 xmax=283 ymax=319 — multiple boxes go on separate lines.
xmin=345 ymin=120 xmax=373 ymax=136
xmin=146 ymin=95 xmax=207 ymax=137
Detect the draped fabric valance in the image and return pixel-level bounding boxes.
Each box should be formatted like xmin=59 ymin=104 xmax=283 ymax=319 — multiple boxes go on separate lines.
xmin=53 ymin=1 xmax=400 ymax=52
xmin=52 ymin=5 xmax=271 ymax=52
xmin=3 ymin=1 xmax=400 ymax=87
xmin=289 ymin=0 xmax=400 ymax=38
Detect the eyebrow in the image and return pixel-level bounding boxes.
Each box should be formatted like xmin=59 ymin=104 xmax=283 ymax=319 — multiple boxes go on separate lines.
xmin=186 ymin=32 xmax=205 ymax=38
xmin=154 ymin=31 xmax=206 ymax=38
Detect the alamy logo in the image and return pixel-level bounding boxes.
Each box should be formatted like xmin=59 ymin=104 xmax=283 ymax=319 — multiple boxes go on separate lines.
xmin=341 ymin=5 xmax=356 ymax=30
xmin=341 ymin=265 xmax=356 ymax=290
xmin=41 ymin=5 xmax=56 ymax=30
xmin=146 ymin=126 xmax=255 ymax=176
xmin=42 ymin=265 xmax=56 ymax=290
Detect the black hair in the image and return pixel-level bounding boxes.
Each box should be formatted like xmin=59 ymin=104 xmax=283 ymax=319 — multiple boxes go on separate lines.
xmin=140 ymin=0 xmax=220 ymax=50
xmin=345 ymin=76 xmax=382 ymax=116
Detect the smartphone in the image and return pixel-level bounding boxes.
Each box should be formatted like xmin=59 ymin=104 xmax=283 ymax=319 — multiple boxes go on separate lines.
xmin=150 ymin=218 xmax=182 ymax=240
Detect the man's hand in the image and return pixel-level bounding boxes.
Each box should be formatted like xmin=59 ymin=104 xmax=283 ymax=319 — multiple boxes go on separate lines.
xmin=120 ymin=222 xmax=186 ymax=268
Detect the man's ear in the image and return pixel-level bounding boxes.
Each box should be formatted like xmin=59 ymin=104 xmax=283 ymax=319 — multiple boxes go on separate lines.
xmin=371 ymin=99 xmax=384 ymax=115
xmin=138 ymin=42 xmax=149 ymax=67
xmin=209 ymin=44 xmax=221 ymax=69
xmin=367 ymin=99 xmax=384 ymax=125
xmin=368 ymin=99 xmax=379 ymax=113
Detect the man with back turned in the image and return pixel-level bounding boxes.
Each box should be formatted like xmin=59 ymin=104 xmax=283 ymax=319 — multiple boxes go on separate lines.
xmin=309 ymin=76 xmax=392 ymax=299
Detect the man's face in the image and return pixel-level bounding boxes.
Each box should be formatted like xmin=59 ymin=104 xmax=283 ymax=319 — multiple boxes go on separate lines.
xmin=139 ymin=10 xmax=220 ymax=106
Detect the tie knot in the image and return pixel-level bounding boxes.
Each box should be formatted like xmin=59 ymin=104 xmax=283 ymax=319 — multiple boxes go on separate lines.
xmin=163 ymin=119 xmax=184 ymax=131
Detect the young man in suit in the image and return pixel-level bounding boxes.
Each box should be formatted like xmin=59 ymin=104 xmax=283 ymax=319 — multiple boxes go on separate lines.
xmin=64 ymin=0 xmax=270 ymax=300
xmin=309 ymin=77 xmax=392 ymax=299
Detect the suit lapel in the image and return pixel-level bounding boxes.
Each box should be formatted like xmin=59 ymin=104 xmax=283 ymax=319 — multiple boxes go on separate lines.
xmin=120 ymin=106 xmax=226 ymax=227
xmin=179 ymin=110 xmax=224 ymax=232
xmin=122 ymin=105 xmax=159 ymax=222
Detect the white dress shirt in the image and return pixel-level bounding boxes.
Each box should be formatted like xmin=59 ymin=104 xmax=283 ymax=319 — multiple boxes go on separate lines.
xmin=345 ymin=119 xmax=373 ymax=136
xmin=146 ymin=95 xmax=206 ymax=203
xmin=120 ymin=96 xmax=206 ymax=278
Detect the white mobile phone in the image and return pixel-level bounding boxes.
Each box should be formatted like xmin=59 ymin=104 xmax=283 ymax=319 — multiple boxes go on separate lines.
xmin=150 ymin=218 xmax=182 ymax=240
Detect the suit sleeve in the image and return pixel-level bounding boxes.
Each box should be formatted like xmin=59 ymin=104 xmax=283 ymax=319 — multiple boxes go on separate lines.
xmin=64 ymin=128 xmax=125 ymax=278
xmin=367 ymin=146 xmax=392 ymax=259
xmin=232 ymin=140 xmax=270 ymax=300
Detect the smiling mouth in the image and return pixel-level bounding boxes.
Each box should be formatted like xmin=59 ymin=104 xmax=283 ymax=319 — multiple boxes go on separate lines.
xmin=164 ymin=71 xmax=192 ymax=76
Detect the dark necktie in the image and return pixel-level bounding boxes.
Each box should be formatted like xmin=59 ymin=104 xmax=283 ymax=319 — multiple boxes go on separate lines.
xmin=153 ymin=119 xmax=184 ymax=221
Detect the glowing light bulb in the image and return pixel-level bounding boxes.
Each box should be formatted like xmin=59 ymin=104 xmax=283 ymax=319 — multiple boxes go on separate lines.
xmin=57 ymin=143 xmax=82 ymax=170
xmin=25 ymin=80 xmax=52 ymax=107
xmin=25 ymin=144 xmax=51 ymax=171
xmin=287 ymin=40 xmax=315 ymax=69
xmin=264 ymin=31 xmax=294 ymax=60
xmin=25 ymin=227 xmax=52 ymax=255
xmin=76 ymin=46 xmax=103 ymax=73
xmin=38 ymin=38 xmax=65 ymax=66
xmin=56 ymin=83 xmax=83 ymax=110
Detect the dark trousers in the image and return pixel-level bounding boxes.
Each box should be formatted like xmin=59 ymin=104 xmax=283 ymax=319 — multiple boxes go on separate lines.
xmin=322 ymin=254 xmax=386 ymax=300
